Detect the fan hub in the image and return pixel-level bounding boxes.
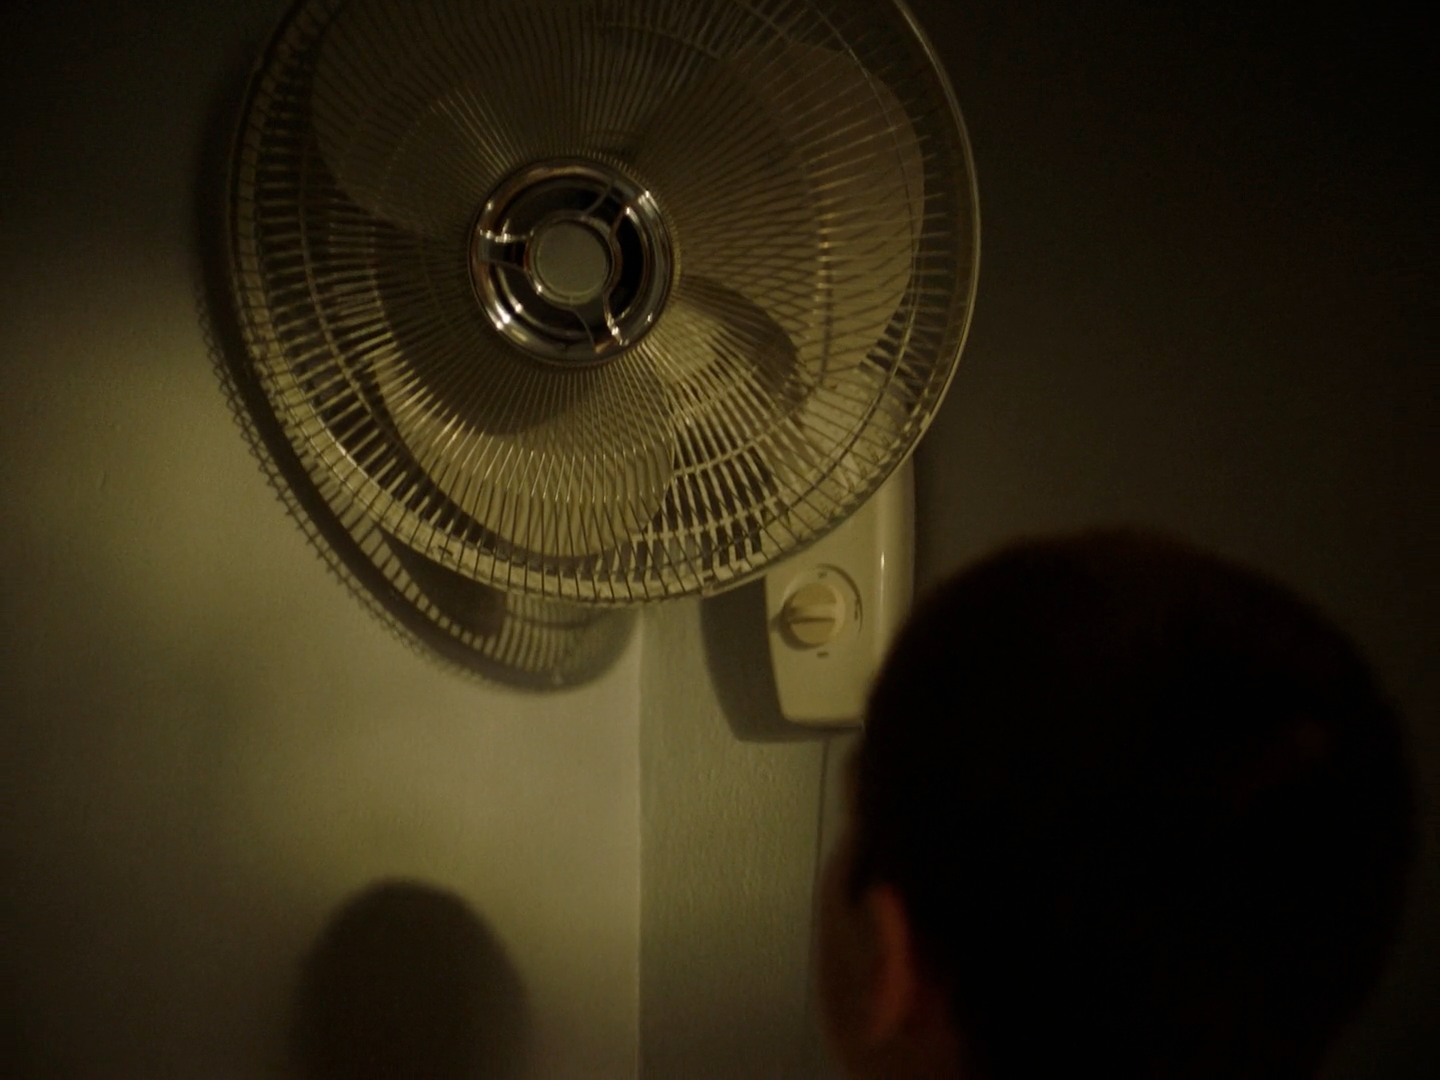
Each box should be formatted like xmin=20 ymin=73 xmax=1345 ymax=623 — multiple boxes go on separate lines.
xmin=470 ymin=160 xmax=674 ymax=365
xmin=530 ymin=218 xmax=612 ymax=304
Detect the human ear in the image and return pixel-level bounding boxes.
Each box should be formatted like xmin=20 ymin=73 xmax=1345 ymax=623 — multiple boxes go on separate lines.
xmin=863 ymin=883 xmax=919 ymax=1044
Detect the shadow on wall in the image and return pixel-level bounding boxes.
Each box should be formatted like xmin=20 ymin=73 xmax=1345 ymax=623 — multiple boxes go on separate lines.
xmin=701 ymin=579 xmax=846 ymax=743
xmin=292 ymin=880 xmax=530 ymax=1080
xmin=191 ymin=39 xmax=635 ymax=691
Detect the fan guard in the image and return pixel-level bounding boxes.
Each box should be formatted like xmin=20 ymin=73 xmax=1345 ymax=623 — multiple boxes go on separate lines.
xmin=228 ymin=0 xmax=978 ymax=604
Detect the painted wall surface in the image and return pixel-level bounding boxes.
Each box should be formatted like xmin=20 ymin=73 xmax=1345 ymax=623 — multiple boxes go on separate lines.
xmin=638 ymin=593 xmax=840 ymax=1078
xmin=3 ymin=2 xmax=1434 ymax=1079
xmin=1 ymin=2 xmax=640 ymax=1076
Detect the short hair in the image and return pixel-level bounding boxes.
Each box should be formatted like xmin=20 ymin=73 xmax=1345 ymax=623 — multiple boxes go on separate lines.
xmin=854 ymin=531 xmax=1415 ymax=1079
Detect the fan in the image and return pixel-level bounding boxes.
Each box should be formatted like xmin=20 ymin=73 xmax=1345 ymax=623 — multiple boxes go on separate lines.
xmin=223 ymin=0 xmax=976 ymax=685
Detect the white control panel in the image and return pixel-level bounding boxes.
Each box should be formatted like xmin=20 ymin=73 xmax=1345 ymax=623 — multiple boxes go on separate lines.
xmin=764 ymin=459 xmax=914 ymax=726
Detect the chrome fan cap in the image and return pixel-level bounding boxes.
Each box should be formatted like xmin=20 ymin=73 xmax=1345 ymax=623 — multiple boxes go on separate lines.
xmin=471 ymin=160 xmax=675 ymax=364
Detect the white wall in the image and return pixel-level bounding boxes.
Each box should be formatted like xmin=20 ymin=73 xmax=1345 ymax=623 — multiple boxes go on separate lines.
xmin=638 ymin=594 xmax=838 ymax=1078
xmin=1 ymin=3 xmax=640 ymax=1076
xmin=3 ymin=2 xmax=1433 ymax=1078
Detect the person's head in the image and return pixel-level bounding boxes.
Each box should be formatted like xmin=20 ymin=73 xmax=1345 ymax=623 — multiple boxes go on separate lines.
xmin=818 ymin=530 xmax=1415 ymax=1079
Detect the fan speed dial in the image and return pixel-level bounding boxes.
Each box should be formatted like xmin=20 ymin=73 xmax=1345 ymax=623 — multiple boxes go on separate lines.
xmin=781 ymin=580 xmax=854 ymax=647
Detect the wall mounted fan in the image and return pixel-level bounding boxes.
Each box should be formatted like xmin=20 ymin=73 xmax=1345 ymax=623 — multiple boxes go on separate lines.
xmin=222 ymin=0 xmax=977 ymax=693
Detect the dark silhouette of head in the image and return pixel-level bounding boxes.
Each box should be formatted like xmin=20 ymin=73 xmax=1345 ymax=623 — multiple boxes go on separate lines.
xmin=819 ymin=530 xmax=1415 ymax=1079
xmin=293 ymin=879 xmax=528 ymax=1080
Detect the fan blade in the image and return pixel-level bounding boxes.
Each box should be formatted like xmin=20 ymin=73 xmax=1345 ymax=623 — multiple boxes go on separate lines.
xmin=312 ymin=0 xmax=527 ymax=240
xmin=312 ymin=0 xmax=711 ymax=240
xmin=635 ymin=40 xmax=925 ymax=378
xmin=364 ymin=234 xmax=675 ymax=563
xmin=638 ymin=273 xmax=904 ymax=526
xmin=640 ymin=275 xmax=807 ymax=460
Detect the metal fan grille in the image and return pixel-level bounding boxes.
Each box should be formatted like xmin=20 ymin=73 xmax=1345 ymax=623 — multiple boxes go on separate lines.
xmin=229 ymin=0 xmax=977 ymax=603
